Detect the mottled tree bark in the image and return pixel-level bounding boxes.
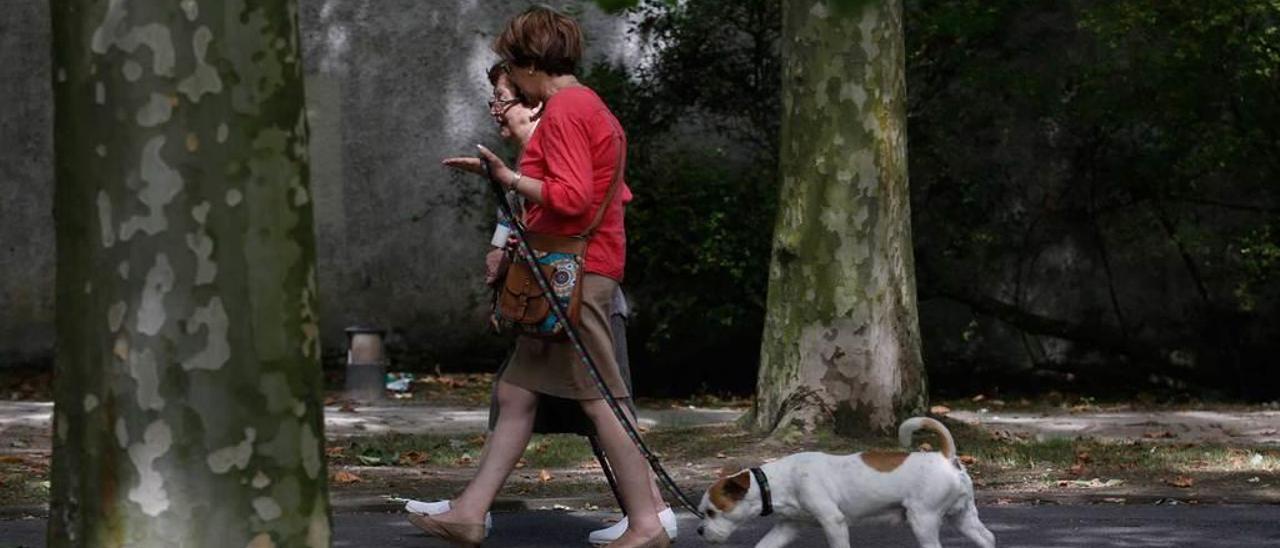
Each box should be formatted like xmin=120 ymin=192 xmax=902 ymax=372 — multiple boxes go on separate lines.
xmin=753 ymin=0 xmax=926 ymax=436
xmin=48 ymin=1 xmax=329 ymax=546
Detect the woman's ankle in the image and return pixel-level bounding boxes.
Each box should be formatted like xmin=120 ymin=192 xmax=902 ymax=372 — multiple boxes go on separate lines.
xmin=624 ymin=513 xmax=662 ymax=534
xmin=444 ymin=499 xmax=488 ymax=522
xmin=620 ymin=524 xmax=666 ymax=542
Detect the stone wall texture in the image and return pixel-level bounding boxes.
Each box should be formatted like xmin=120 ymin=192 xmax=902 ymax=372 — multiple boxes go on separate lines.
xmin=0 ymin=0 xmax=637 ymax=367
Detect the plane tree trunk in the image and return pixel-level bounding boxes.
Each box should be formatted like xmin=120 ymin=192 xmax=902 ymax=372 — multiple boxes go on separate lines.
xmin=48 ymin=0 xmax=330 ymax=545
xmin=753 ymin=0 xmax=927 ymax=436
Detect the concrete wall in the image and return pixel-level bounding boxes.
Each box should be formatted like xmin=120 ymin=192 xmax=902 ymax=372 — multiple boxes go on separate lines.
xmin=0 ymin=0 xmax=636 ymax=367
xmin=0 ymin=0 xmax=55 ymax=366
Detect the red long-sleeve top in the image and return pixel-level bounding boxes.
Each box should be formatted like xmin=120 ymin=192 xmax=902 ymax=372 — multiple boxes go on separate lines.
xmin=520 ymin=86 xmax=631 ymax=281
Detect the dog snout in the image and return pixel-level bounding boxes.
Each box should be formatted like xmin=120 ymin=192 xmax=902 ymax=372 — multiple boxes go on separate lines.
xmin=697 ymin=525 xmax=705 ymax=536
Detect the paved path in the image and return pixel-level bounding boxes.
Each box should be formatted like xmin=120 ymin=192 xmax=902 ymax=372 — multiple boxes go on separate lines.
xmin=8 ymin=400 xmax=1280 ymax=444
xmin=0 ymin=401 xmax=743 ymax=441
xmin=5 ymin=505 xmax=1278 ymax=547
xmin=949 ymin=409 xmax=1280 ymax=446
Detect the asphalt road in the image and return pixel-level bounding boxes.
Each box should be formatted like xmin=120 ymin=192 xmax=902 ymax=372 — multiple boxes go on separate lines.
xmin=3 ymin=505 xmax=1278 ymax=547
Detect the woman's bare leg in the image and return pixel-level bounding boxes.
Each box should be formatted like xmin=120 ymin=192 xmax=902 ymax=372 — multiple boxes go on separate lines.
xmin=617 ymin=401 xmax=667 ymax=512
xmin=438 ymin=380 xmax=538 ymax=523
xmin=595 ymin=403 xmax=668 ymax=515
xmin=580 ymin=398 xmax=664 ymax=541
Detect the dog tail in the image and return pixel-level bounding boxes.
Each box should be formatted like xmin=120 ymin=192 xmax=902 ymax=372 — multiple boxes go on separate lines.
xmin=898 ymin=417 xmax=956 ymax=461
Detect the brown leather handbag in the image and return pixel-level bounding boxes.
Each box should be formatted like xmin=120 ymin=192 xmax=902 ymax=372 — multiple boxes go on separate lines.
xmin=493 ymin=132 xmax=625 ymax=339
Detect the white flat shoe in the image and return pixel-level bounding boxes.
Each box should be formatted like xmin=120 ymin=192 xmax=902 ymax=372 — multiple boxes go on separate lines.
xmin=404 ymin=499 xmax=492 ymax=537
xmin=588 ymin=507 xmax=678 ymax=545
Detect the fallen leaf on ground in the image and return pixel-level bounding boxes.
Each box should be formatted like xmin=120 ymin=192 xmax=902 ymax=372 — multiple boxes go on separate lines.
xmin=539 ymin=469 xmax=553 ymax=482
xmin=331 ymin=470 xmax=363 ymax=484
xmin=338 ymin=402 xmax=358 ymax=413
xmin=918 ymin=442 xmax=933 ymax=452
xmin=325 ymin=446 xmax=345 ymax=458
xmin=715 ymin=452 xmax=728 ymax=459
xmin=929 ymin=405 xmax=952 ymax=415
xmin=1102 ymin=497 xmax=1126 ymax=504
xmin=971 ymin=394 xmax=986 ymax=402
xmin=1165 ymin=476 xmax=1195 ymax=488
xmin=958 ymin=455 xmax=977 ymax=465
xmin=456 ymin=454 xmax=473 ymax=465
xmin=399 ymin=451 xmax=430 ymax=466
xmin=1144 ymin=431 xmax=1176 ymax=439
xmin=515 ymin=458 xmax=527 ymax=469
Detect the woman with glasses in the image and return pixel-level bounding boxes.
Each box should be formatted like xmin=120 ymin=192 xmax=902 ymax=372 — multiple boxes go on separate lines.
xmin=426 ymin=8 xmax=671 ymax=548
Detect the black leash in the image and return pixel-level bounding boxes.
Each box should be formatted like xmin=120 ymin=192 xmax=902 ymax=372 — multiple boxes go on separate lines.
xmin=482 ymin=160 xmax=705 ymax=519
xmin=587 ymin=435 xmax=626 ymax=515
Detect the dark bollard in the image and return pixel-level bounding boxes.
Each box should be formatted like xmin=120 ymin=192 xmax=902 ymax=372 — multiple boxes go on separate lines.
xmin=344 ymin=326 xmax=387 ymax=402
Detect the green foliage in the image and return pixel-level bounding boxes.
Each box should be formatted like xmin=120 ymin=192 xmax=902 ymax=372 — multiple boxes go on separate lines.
xmin=583 ymin=0 xmax=782 ymax=395
xmin=592 ymin=0 xmax=672 ymax=14
xmin=582 ymin=0 xmax=1279 ymax=397
xmin=906 ymin=0 xmax=1280 ymax=396
xmin=1235 ymin=224 xmax=1280 ymax=311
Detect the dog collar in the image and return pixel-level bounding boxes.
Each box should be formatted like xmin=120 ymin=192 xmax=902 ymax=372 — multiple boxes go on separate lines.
xmin=749 ymin=467 xmax=773 ymax=516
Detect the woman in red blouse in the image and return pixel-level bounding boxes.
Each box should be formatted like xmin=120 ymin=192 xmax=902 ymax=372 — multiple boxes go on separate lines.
xmin=431 ymin=7 xmax=669 ymax=548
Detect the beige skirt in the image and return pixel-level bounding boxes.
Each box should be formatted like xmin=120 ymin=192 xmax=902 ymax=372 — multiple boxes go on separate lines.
xmin=500 ymin=273 xmax=630 ymax=400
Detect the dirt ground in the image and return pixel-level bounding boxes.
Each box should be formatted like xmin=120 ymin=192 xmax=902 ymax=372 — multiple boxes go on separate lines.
xmin=2 ymin=388 xmax=1278 ymax=514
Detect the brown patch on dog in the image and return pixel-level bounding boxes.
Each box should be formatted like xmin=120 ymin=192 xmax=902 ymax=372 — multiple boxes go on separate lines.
xmin=861 ymin=451 xmax=909 ymax=472
xmin=708 ymin=471 xmax=752 ymax=511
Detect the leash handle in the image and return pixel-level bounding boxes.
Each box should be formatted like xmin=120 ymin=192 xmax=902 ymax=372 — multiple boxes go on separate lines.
xmin=480 ymin=158 xmax=705 ymax=519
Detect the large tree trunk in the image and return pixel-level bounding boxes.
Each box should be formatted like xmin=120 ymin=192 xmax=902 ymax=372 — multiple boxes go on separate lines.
xmin=753 ymin=0 xmax=926 ymax=436
xmin=48 ymin=1 xmax=329 ymax=546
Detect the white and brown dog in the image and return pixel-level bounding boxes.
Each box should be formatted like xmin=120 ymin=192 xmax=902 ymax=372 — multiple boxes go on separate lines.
xmin=696 ymin=417 xmax=995 ymax=548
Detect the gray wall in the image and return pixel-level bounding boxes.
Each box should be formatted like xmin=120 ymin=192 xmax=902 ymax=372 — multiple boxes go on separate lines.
xmin=0 ymin=0 xmax=637 ymax=367
xmin=0 ymin=0 xmax=55 ymax=366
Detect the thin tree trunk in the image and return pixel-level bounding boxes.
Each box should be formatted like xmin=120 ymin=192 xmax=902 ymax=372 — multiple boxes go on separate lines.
xmin=753 ymin=0 xmax=926 ymax=436
xmin=48 ymin=1 xmax=329 ymax=545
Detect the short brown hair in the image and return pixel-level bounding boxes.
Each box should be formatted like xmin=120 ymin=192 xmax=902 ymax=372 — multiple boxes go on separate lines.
xmin=487 ymin=62 xmax=507 ymax=87
xmin=493 ymin=6 xmax=583 ymax=76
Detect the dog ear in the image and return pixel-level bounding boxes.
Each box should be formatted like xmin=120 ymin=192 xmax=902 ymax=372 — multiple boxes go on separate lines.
xmin=724 ymin=471 xmax=751 ymax=499
xmin=708 ymin=471 xmax=752 ymax=511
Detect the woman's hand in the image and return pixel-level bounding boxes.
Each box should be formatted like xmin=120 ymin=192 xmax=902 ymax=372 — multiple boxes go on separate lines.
xmin=441 ymin=156 xmax=485 ymax=175
xmin=442 ymin=144 xmax=516 ymax=186
xmin=484 ymin=247 xmax=509 ymax=286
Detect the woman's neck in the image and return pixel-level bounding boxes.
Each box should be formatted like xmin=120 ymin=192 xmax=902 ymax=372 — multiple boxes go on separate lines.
xmin=539 ymin=74 xmax=581 ymax=101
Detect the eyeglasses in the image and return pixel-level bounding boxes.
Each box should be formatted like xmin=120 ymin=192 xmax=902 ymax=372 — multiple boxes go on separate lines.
xmin=487 ymin=97 xmax=521 ymax=111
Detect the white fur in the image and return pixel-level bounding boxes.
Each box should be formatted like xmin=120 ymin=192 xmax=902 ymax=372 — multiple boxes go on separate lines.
xmin=697 ymin=417 xmax=995 ymax=548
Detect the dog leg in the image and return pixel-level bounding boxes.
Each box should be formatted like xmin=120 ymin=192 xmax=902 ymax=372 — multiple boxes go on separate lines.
xmin=949 ymin=503 xmax=996 ymax=548
xmin=754 ymin=520 xmax=802 ymax=548
xmin=906 ymin=508 xmax=943 ymax=548
xmin=815 ymin=514 xmax=851 ymax=548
